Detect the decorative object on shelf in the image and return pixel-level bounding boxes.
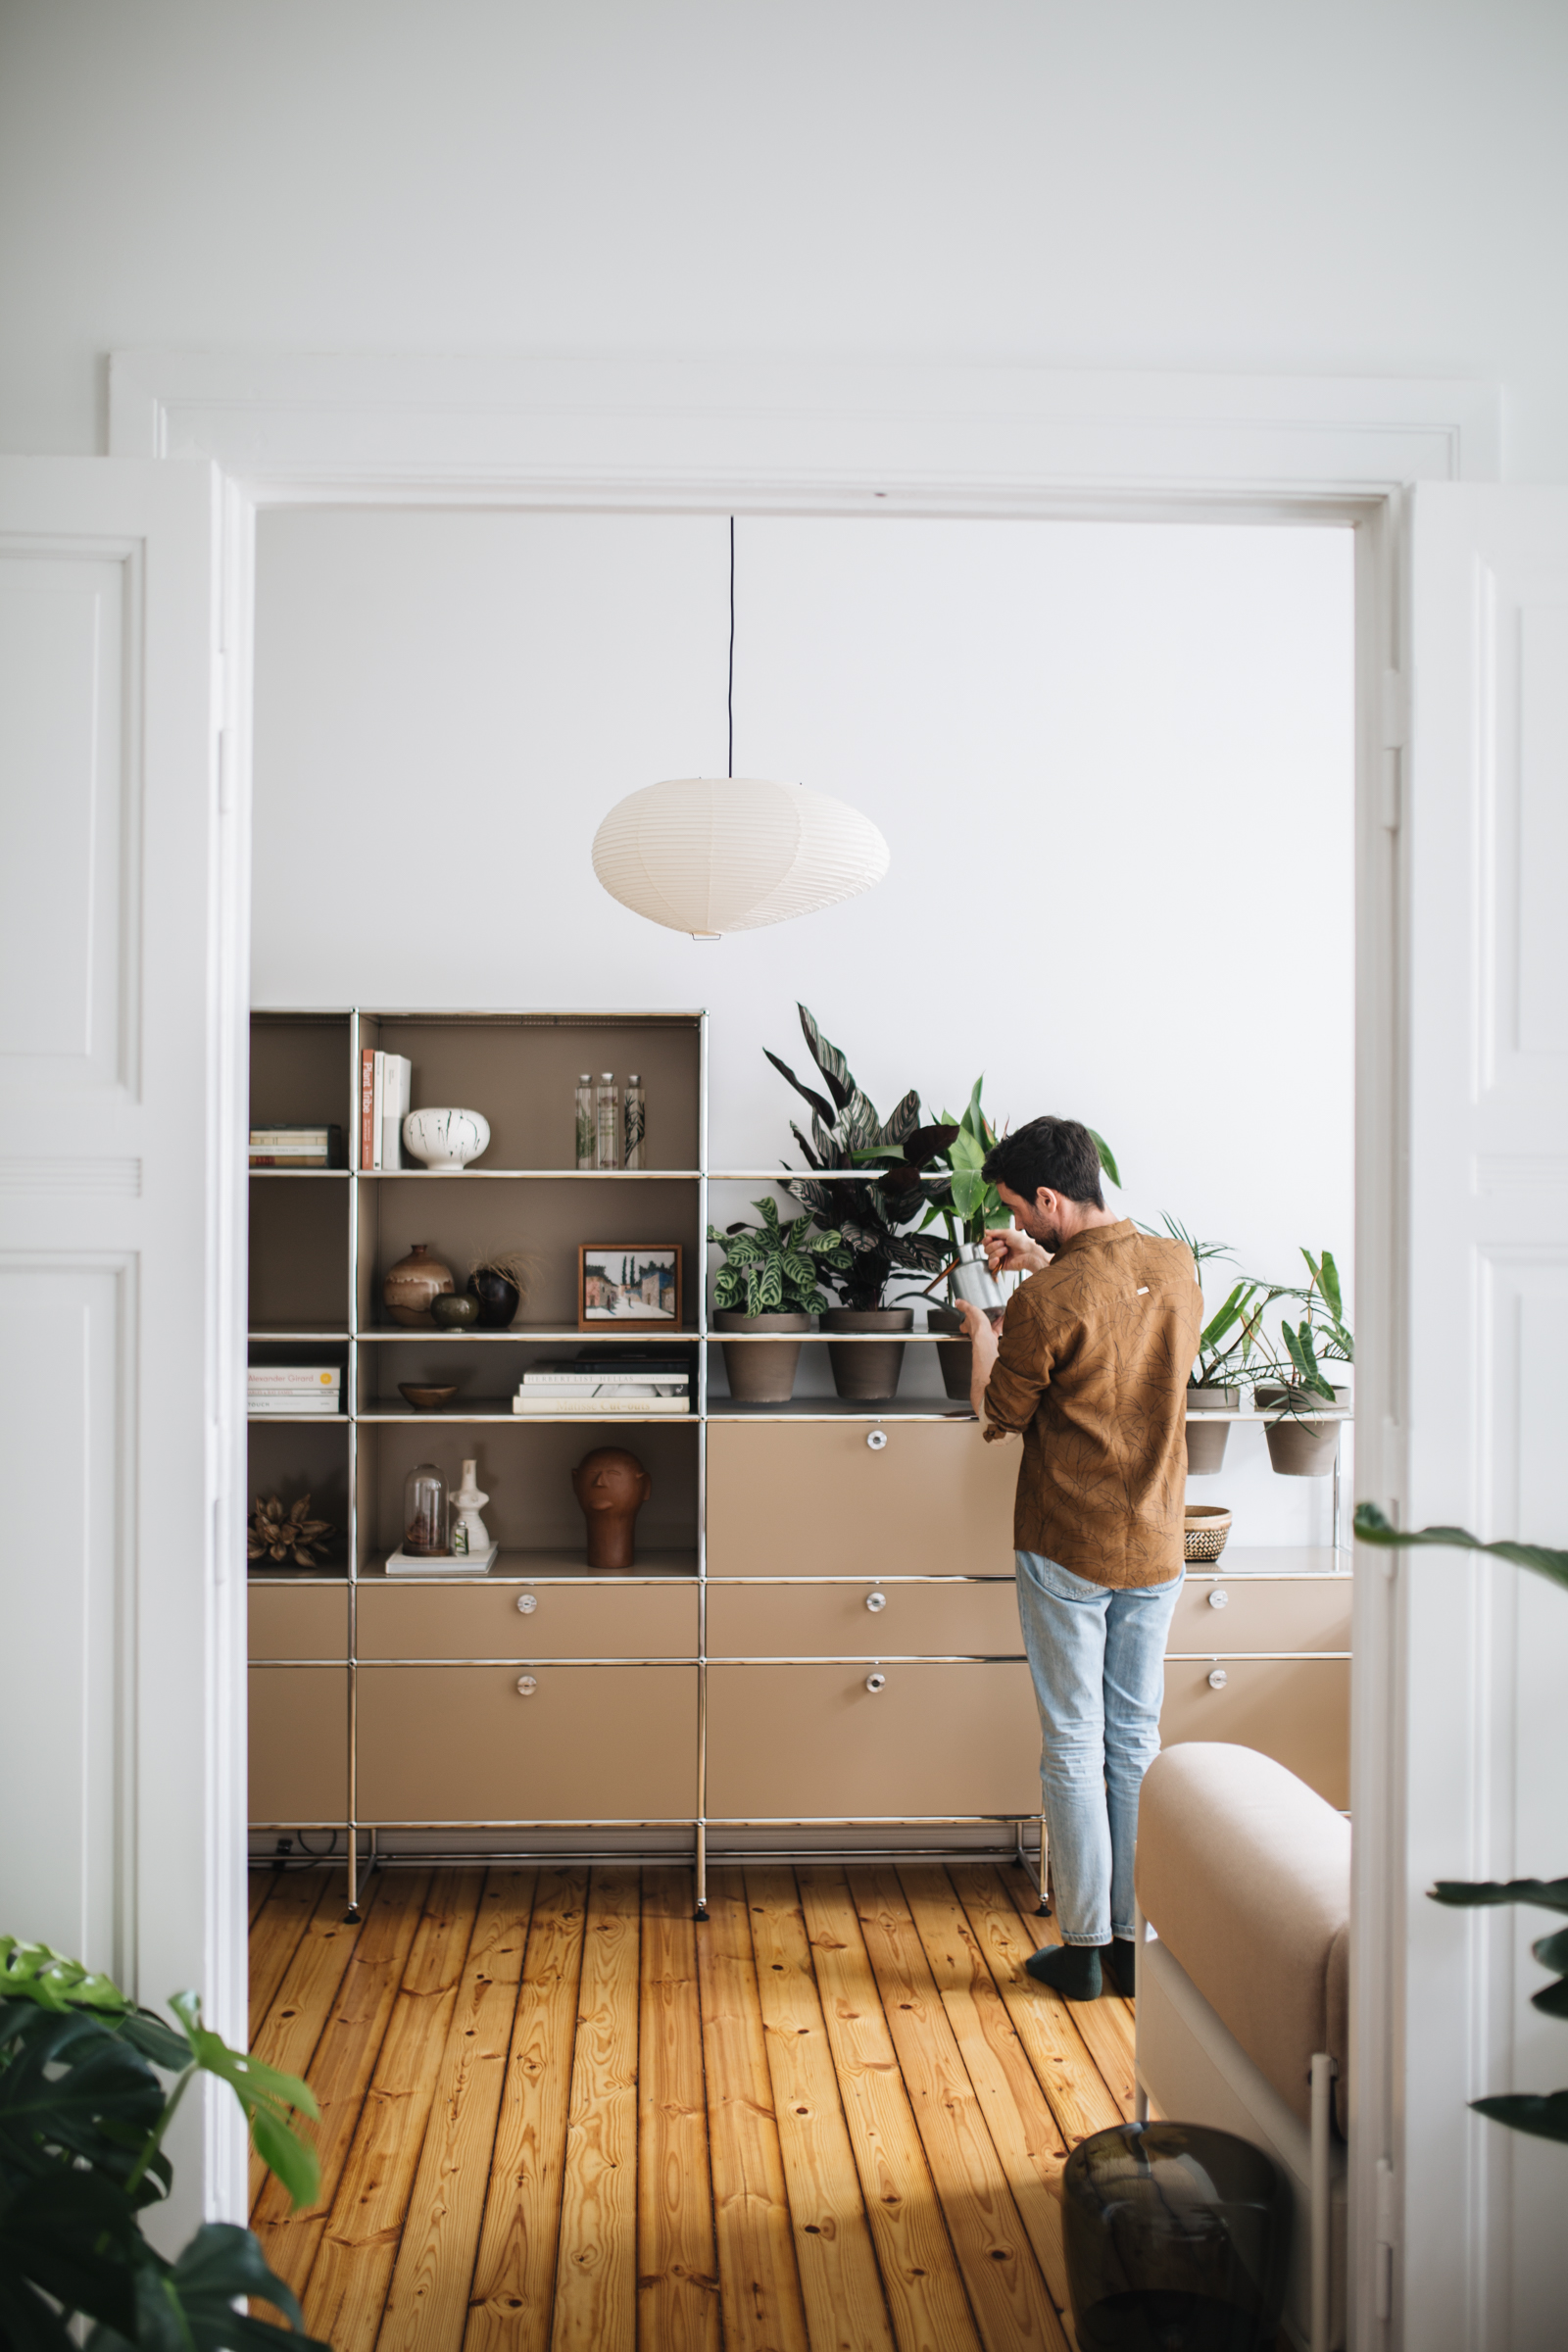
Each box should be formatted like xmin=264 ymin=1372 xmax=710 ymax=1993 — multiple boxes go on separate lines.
xmin=1061 ymin=2121 xmax=1290 ymax=2352
xmin=248 ymin=1491 xmax=336 ymax=1568
xmin=514 ymin=1349 xmax=691 ymax=1414
xmin=1184 ymin=1503 xmax=1234 ymax=1563
xmin=383 ymin=1241 xmax=455 ymax=1325
xmin=249 ymin=1122 xmax=344 ymax=1168
xmin=402 ymin=1105 xmax=491 ymax=1172
xmin=398 ymin=1381 xmax=460 ymax=1411
xmin=591 ymin=521 xmax=889 ymax=939
xmin=594 ymin=1073 xmax=620 ymax=1169
xmin=709 ymin=1195 xmax=849 ymax=1403
xmin=571 ymin=1445 xmax=653 ymax=1570
xmin=467 ymin=1250 xmax=527 ymax=1329
xmin=574 ymin=1073 xmax=595 ymax=1170
xmin=360 ymin=1049 xmax=413 ymax=1168
xmin=450 ymin=1455 xmax=497 ymax=1566
xmin=401 ymin=1461 xmax=449 ymax=1556
xmin=247 ymin=1364 xmax=342 ymax=1415
xmin=432 ymin=1292 xmax=480 ymax=1331
xmin=578 ymin=1243 xmax=682 ymax=1328
xmin=623 ymin=1072 xmax=646 ymax=1170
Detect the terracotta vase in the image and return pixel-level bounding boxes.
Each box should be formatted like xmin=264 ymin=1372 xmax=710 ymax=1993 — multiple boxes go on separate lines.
xmin=384 ymin=1242 xmax=455 ymax=1327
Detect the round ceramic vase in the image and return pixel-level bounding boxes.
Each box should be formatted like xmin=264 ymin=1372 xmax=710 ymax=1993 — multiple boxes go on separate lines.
xmin=403 ymin=1106 xmax=491 ymax=1171
xmin=384 ymin=1242 xmax=456 ymax=1326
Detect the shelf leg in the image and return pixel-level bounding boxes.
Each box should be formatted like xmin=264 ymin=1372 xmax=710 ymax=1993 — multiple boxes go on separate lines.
xmin=1037 ymin=1816 xmax=1050 ymax=1913
xmin=1332 ymin=1435 xmax=1343 ymax=1558
xmin=343 ymin=1830 xmax=360 ymax=1923
xmin=694 ymin=1821 xmax=708 ymax=1921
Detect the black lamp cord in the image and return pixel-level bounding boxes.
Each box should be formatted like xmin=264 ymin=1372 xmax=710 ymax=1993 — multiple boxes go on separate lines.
xmin=727 ymin=515 xmax=735 ymax=779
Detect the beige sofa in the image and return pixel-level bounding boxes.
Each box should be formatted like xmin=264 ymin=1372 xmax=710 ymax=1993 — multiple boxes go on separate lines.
xmin=1133 ymin=1741 xmax=1349 ymax=2352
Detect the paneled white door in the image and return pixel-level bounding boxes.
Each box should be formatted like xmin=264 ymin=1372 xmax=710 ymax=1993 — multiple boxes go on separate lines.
xmin=1396 ymin=485 xmax=1568 ymax=2347
xmin=0 ymin=459 xmax=248 ymax=2230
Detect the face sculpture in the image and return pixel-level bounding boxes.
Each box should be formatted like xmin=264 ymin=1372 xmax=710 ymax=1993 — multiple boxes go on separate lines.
xmin=570 ymin=1446 xmax=653 ymax=1570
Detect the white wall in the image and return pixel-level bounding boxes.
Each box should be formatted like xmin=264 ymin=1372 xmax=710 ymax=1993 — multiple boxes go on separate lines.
xmin=0 ymin=0 xmax=1565 ymax=474
xmin=254 ymin=505 xmax=1353 ymax=1538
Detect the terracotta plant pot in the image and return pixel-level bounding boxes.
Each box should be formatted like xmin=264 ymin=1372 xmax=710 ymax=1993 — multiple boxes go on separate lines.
xmin=927 ymin=1305 xmax=974 ymax=1402
xmin=383 ymin=1242 xmax=455 ymax=1327
xmin=1265 ymin=1417 xmax=1343 ymax=1477
xmin=714 ymin=1309 xmax=810 ymax=1403
xmin=1188 ymin=1385 xmax=1240 ymax=1411
xmin=1185 ymin=1417 xmax=1230 ymax=1475
xmin=823 ymin=1306 xmax=913 ymax=1400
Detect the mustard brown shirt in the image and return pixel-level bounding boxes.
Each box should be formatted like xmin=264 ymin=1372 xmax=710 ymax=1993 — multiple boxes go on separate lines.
xmin=982 ymin=1219 xmax=1200 ymax=1588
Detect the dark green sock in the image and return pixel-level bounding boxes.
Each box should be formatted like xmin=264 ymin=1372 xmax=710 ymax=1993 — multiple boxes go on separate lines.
xmin=1023 ymin=1941 xmax=1103 ymax=2001
xmin=1109 ymin=1936 xmax=1137 ymax=1994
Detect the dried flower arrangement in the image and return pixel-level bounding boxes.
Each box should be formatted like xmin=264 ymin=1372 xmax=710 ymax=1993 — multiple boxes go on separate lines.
xmin=248 ymin=1493 xmax=336 ymax=1568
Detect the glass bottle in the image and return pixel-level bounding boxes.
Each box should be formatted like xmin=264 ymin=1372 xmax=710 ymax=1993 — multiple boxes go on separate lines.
xmin=623 ymin=1073 xmax=646 ymax=1170
xmin=402 ymin=1461 xmax=449 ymax=1557
xmin=595 ymin=1073 xmax=620 ymax=1170
xmin=574 ymin=1073 xmax=595 ymax=1170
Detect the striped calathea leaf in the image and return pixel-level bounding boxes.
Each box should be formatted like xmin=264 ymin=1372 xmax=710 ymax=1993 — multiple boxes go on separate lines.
xmin=708 ymin=1195 xmax=850 ymax=1317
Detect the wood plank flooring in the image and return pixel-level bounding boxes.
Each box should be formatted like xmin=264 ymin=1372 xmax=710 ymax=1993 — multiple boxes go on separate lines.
xmin=249 ymin=1862 xmax=1139 ymax=2352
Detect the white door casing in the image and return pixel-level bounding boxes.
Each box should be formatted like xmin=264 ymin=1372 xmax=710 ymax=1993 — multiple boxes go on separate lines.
xmin=0 ymin=457 xmax=248 ymax=2235
xmin=1396 ymin=484 xmax=1568 ymax=2347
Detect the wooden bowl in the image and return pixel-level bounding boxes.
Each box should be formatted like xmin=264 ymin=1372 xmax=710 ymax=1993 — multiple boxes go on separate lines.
xmin=398 ymin=1383 xmax=458 ymax=1411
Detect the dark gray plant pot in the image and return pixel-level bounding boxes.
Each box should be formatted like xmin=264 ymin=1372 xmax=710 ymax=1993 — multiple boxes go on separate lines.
xmin=926 ymin=1305 xmax=973 ymax=1401
xmin=1188 ymin=1385 xmax=1240 ymax=1411
xmin=823 ymin=1307 xmax=913 ymax=1400
xmin=1265 ymin=1418 xmax=1342 ymax=1477
xmin=1254 ymin=1383 xmax=1349 ymax=1412
xmin=1185 ymin=1417 xmax=1230 ymax=1475
xmin=714 ymin=1309 xmax=810 ymax=1403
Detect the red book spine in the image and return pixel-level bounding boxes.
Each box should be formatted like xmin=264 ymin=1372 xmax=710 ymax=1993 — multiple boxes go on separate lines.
xmin=360 ymin=1048 xmax=375 ymax=1170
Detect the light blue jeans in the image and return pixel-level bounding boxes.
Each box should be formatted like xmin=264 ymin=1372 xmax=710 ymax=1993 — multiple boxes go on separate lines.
xmin=1015 ymin=1550 xmax=1183 ymax=1945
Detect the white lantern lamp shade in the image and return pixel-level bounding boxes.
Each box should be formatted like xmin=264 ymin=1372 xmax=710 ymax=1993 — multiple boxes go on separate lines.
xmin=592 ymin=777 xmax=890 ymax=938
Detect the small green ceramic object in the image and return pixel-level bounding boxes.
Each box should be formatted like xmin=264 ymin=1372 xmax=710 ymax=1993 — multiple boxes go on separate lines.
xmin=431 ymin=1292 xmax=480 ymax=1331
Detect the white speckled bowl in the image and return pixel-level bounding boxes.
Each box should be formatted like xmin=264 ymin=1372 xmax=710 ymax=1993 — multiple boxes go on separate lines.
xmin=402 ymin=1106 xmax=490 ymax=1172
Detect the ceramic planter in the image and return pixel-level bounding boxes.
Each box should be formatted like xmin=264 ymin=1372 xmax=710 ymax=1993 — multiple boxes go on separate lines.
xmin=402 ymin=1105 xmax=491 ymax=1171
xmin=1254 ymin=1383 xmax=1349 ymax=1412
xmin=1188 ymin=1385 xmax=1240 ymax=1411
xmin=1185 ymin=1417 xmax=1230 ymax=1475
xmin=823 ymin=1306 xmax=913 ymax=1399
xmin=927 ymin=1305 xmax=973 ymax=1402
xmin=1265 ymin=1416 xmax=1343 ymax=1477
xmin=714 ymin=1309 xmax=810 ymax=1403
xmin=466 ymin=1268 xmax=520 ymax=1329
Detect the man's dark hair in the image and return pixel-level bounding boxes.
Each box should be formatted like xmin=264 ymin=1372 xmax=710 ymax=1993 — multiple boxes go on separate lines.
xmin=983 ymin=1116 xmax=1105 ymax=1210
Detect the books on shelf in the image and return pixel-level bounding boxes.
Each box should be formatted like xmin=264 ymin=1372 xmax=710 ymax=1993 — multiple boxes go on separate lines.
xmin=513 ymin=1394 xmax=690 ymax=1414
xmin=360 ymin=1050 xmax=413 ymax=1169
xmin=249 ymin=1124 xmax=343 ymax=1168
xmin=512 ymin=1351 xmax=691 ymax=1414
xmin=248 ymin=1366 xmax=342 ymax=1414
xmin=384 ymin=1544 xmax=498 ymax=1574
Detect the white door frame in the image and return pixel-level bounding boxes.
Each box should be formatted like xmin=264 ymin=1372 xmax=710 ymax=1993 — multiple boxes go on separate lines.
xmin=115 ymin=352 xmax=1497 ymax=2337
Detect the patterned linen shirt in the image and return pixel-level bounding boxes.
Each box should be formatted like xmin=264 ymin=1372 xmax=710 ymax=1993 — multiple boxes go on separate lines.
xmin=982 ymin=1218 xmax=1201 ymax=1588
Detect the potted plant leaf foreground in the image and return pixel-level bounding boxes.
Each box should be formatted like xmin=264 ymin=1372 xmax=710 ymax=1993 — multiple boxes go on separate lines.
xmin=709 ymin=1197 xmax=850 ymax=1402
xmin=1260 ymin=1250 xmax=1352 ymax=1477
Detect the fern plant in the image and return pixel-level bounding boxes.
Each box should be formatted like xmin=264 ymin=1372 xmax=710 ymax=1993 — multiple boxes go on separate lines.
xmin=709 ymin=1197 xmax=850 ymax=1316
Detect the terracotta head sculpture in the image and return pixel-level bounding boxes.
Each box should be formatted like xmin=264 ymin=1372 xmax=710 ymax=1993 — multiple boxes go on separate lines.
xmin=570 ymin=1446 xmax=653 ymax=1571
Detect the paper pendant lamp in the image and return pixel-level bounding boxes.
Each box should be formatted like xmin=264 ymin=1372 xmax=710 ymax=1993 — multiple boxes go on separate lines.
xmin=592 ymin=776 xmax=890 ymax=938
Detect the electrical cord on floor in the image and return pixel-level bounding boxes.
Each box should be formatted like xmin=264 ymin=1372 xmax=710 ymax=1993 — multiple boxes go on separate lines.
xmin=256 ymin=1830 xmax=340 ymax=1870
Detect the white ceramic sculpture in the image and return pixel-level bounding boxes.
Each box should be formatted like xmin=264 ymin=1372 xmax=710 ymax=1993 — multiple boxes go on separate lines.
xmin=451 ymin=1457 xmax=492 ymax=1559
xmin=402 ymin=1105 xmax=490 ymax=1172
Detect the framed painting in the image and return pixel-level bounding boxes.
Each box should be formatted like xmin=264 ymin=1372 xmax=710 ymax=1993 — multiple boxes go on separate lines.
xmin=577 ymin=1244 xmax=683 ymax=1329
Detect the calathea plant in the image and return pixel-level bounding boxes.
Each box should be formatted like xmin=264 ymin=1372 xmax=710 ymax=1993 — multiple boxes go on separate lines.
xmin=0 ymin=1937 xmax=323 ymax=2350
xmin=1355 ymin=1506 xmax=1568 ymax=2144
xmin=708 ymin=1197 xmax=851 ymax=1315
xmin=765 ymin=1004 xmax=953 ymax=1311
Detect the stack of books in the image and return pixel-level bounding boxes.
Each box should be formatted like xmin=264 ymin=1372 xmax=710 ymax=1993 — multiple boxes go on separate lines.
xmin=249 ymin=1367 xmax=343 ymax=1415
xmin=249 ymin=1124 xmax=343 ymax=1168
xmin=359 ymin=1051 xmax=413 ymax=1169
xmin=513 ymin=1353 xmax=692 ymax=1415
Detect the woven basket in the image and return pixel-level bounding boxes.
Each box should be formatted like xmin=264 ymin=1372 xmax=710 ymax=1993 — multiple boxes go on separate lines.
xmin=1184 ymin=1505 xmax=1233 ymax=1564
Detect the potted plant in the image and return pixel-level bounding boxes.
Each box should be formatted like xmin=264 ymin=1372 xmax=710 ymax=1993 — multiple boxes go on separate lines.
xmin=708 ymin=1196 xmax=850 ymax=1402
xmin=1257 ymin=1250 xmax=1352 ymax=1476
xmin=766 ymin=1004 xmax=952 ymax=1399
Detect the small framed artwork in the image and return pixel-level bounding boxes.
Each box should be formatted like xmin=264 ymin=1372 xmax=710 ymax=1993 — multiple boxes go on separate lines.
xmin=577 ymin=1244 xmax=683 ymax=1329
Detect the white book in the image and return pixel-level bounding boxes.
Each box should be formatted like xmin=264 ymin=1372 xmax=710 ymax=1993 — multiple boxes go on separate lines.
xmin=519 ymin=1380 xmax=686 ymax=1397
xmin=381 ymin=1054 xmax=411 ymax=1168
xmin=371 ymin=1051 xmax=385 ymax=1170
xmin=249 ymin=1398 xmax=341 ymax=1414
xmin=248 ymin=1367 xmax=341 ymax=1390
xmin=384 ymin=1543 xmax=497 ymax=1574
xmin=512 ymin=1395 xmax=689 ymax=1415
xmin=519 ymin=1367 xmax=688 ymax=1388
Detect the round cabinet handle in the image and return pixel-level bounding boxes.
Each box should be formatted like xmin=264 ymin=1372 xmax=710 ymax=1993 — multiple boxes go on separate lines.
xmin=1207 ymin=1589 xmax=1229 ymax=1610
xmin=516 ymin=1592 xmax=538 ymax=1615
xmin=866 ymin=1429 xmax=889 ymax=1451
xmin=516 ymin=1674 xmax=538 ymax=1697
xmin=1207 ymin=1667 xmax=1228 ymax=1690
xmin=865 ymin=1671 xmax=887 ymax=1693
xmin=866 ymin=1590 xmax=888 ymax=1613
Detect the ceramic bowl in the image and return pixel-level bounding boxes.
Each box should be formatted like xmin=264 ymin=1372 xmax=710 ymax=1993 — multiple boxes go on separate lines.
xmin=398 ymin=1383 xmax=459 ymax=1411
xmin=403 ymin=1106 xmax=490 ymax=1172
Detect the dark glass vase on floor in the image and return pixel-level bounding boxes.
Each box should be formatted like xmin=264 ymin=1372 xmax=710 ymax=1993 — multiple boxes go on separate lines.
xmin=1063 ymin=2123 xmax=1291 ymax=2352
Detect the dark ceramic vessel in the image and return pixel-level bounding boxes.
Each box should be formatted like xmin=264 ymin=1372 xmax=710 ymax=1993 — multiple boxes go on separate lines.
xmin=467 ymin=1268 xmax=520 ymax=1329
xmin=432 ymin=1292 xmax=480 ymax=1331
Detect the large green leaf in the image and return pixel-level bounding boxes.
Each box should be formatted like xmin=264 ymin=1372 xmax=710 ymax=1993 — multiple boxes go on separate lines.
xmin=0 ymin=1942 xmax=133 ymax=2019
xmin=796 ymin=1005 xmax=855 ymax=1111
xmin=1354 ymin=1504 xmax=1568 ymax=1599
xmin=0 ymin=2166 xmax=143 ymax=2337
xmin=100 ymin=2220 xmax=327 ymax=2352
xmin=168 ymin=1995 xmax=318 ymax=2211
xmin=0 ymin=2004 xmax=165 ymax=2188
xmin=762 ymin=1048 xmax=837 ymax=1130
xmin=1088 ymin=1128 xmax=1121 ymax=1189
xmin=1428 ymin=1877 xmax=1568 ymax=1916
xmin=1469 ymin=2092 xmax=1568 ymax=2145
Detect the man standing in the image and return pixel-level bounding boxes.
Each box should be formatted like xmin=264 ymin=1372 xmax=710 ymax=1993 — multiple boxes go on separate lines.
xmin=955 ymin=1116 xmax=1200 ymax=2001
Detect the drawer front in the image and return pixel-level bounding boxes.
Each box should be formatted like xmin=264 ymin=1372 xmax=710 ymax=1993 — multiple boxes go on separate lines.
xmin=707 ymin=1421 xmax=1017 ymax=1578
xmin=1170 ymin=1575 xmax=1350 ymax=1656
xmin=248 ymin=1584 xmax=350 ymax=1661
xmin=706 ymin=1661 xmax=1039 ymax=1818
xmin=357 ymin=1665 xmax=697 ymax=1821
xmin=357 ymin=1581 xmax=698 ymax=1661
xmin=249 ymin=1666 xmax=348 ymax=1822
xmin=1160 ymin=1657 xmax=1349 ymax=1809
xmin=708 ymin=1579 xmax=1023 ymax=1658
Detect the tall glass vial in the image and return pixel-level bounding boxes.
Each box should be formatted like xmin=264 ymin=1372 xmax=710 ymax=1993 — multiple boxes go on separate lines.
xmin=574 ymin=1074 xmax=595 ymax=1170
xmin=594 ymin=1073 xmax=620 ymax=1170
xmin=623 ymin=1073 xmax=646 ymax=1170
xmin=403 ymin=1462 xmax=448 ymax=1557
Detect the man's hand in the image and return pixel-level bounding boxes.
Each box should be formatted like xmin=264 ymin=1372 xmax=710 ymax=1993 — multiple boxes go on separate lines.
xmin=983 ymin=1225 xmax=1050 ymax=1278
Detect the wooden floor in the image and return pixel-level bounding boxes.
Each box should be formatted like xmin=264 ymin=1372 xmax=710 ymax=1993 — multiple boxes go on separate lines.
xmin=248 ymin=1860 xmax=1140 ymax=2352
